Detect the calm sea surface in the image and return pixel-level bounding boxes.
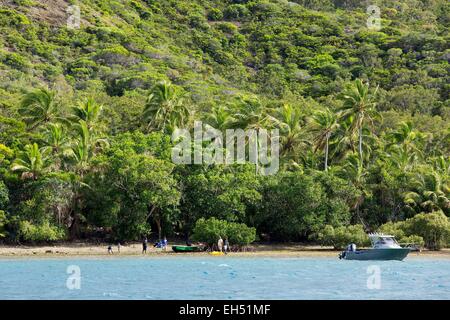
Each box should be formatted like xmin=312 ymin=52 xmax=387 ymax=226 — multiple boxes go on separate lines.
xmin=0 ymin=256 xmax=449 ymax=299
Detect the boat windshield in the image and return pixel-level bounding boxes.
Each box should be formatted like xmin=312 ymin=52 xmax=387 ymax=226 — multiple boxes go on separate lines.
xmin=380 ymin=238 xmax=394 ymax=244
xmin=373 ymin=237 xmax=400 ymax=248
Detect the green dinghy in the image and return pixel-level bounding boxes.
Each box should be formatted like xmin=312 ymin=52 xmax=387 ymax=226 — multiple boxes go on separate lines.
xmin=172 ymin=245 xmax=203 ymax=253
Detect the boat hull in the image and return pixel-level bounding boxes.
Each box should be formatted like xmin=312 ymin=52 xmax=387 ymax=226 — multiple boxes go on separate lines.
xmin=342 ymin=248 xmax=410 ymax=261
xmin=172 ymin=245 xmax=203 ymax=253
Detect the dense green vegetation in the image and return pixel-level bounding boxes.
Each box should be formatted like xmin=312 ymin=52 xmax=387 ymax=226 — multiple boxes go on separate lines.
xmin=0 ymin=0 xmax=449 ymax=249
xmin=192 ymin=217 xmax=256 ymax=248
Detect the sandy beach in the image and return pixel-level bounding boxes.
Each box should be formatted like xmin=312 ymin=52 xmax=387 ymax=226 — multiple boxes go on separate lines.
xmin=1 ymin=242 xmax=449 ymax=258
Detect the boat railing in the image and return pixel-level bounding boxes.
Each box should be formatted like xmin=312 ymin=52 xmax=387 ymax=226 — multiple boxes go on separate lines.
xmin=399 ymin=242 xmax=422 ymax=252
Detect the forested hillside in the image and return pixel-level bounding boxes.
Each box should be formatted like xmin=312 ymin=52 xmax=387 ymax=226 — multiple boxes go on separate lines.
xmin=0 ymin=0 xmax=449 ymax=249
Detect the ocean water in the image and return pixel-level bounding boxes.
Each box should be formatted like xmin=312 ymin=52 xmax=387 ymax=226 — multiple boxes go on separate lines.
xmin=0 ymin=256 xmax=449 ymax=300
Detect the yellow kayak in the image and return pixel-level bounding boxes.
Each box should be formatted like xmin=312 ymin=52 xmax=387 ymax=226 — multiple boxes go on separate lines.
xmin=209 ymin=251 xmax=224 ymax=256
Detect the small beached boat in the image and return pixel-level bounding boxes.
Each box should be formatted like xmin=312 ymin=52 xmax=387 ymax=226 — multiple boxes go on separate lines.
xmin=209 ymin=251 xmax=224 ymax=256
xmin=339 ymin=233 xmax=411 ymax=261
xmin=172 ymin=245 xmax=203 ymax=253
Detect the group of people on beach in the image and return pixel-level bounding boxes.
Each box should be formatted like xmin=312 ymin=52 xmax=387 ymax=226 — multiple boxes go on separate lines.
xmin=107 ymin=237 xmax=168 ymax=254
xmin=142 ymin=236 xmax=168 ymax=253
xmin=107 ymin=243 xmax=120 ymax=254
xmin=108 ymin=236 xmax=230 ymax=254
xmin=217 ymin=237 xmax=229 ymax=254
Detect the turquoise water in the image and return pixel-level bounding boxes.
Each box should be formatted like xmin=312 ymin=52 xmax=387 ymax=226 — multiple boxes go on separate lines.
xmin=0 ymin=257 xmax=449 ymax=299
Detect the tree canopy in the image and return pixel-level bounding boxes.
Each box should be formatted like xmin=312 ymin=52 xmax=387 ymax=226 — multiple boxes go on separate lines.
xmin=0 ymin=0 xmax=448 ymax=249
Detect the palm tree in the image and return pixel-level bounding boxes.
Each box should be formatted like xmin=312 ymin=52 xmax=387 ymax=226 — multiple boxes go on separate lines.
xmin=387 ymin=146 xmax=418 ymax=172
xmin=387 ymin=121 xmax=425 ymax=155
xmin=18 ymin=89 xmax=63 ymax=130
xmin=267 ymin=104 xmax=310 ymax=165
xmin=206 ymin=106 xmax=235 ymax=131
xmin=66 ymin=121 xmax=108 ymax=239
xmin=339 ymin=153 xmax=368 ymax=226
xmin=0 ymin=143 xmax=13 ymax=165
xmin=336 ymin=126 xmax=377 ymax=164
xmin=384 ymin=122 xmax=426 ymax=173
xmin=39 ymin=123 xmax=71 ymax=170
xmin=329 ymin=117 xmax=356 ymax=161
xmin=69 ymin=120 xmax=109 ymax=173
xmin=338 ymin=79 xmax=380 ymax=165
xmin=309 ymin=108 xmax=339 ymax=171
xmin=434 ymin=156 xmax=450 ymax=198
xmin=70 ymin=98 xmax=103 ymax=131
xmin=403 ymin=170 xmax=450 ymax=215
xmin=142 ymin=80 xmax=189 ymax=133
xmin=232 ymin=97 xmax=268 ymax=131
xmin=41 ymin=123 xmax=70 ymax=154
xmin=434 ymin=156 xmax=450 ymax=184
xmin=11 ymin=143 xmax=51 ymax=180
xmin=230 ymin=97 xmax=273 ymax=173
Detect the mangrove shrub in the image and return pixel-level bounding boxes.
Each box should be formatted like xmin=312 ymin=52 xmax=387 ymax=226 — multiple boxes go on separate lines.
xmin=317 ymin=224 xmax=370 ymax=250
xmin=192 ymin=217 xmax=256 ymax=247
xmin=404 ymin=211 xmax=450 ymax=250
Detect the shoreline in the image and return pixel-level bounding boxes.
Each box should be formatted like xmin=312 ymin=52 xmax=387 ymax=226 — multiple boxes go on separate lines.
xmin=1 ymin=243 xmax=449 ymax=259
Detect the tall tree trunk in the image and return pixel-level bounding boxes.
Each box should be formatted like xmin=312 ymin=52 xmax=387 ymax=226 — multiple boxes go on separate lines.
xmin=155 ymin=217 xmax=162 ymax=240
xmin=146 ymin=205 xmax=162 ymax=239
xmin=69 ymin=212 xmax=79 ymax=239
xmin=358 ymin=126 xmax=363 ymax=164
xmin=355 ymin=197 xmax=367 ymax=229
xmin=146 ymin=205 xmax=156 ymax=220
xmin=324 ymin=133 xmax=329 ymax=171
xmin=69 ymin=193 xmax=82 ymax=239
xmin=255 ymin=131 xmax=258 ymax=175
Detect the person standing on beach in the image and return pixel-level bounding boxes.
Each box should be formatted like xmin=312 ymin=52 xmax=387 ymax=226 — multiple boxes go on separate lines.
xmin=108 ymin=245 xmax=113 ymax=254
xmin=117 ymin=242 xmax=121 ymax=254
xmin=218 ymin=237 xmax=224 ymax=252
xmin=142 ymin=237 xmax=148 ymax=254
xmin=162 ymin=237 xmax=168 ymax=251
xmin=224 ymin=238 xmax=229 ymax=254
